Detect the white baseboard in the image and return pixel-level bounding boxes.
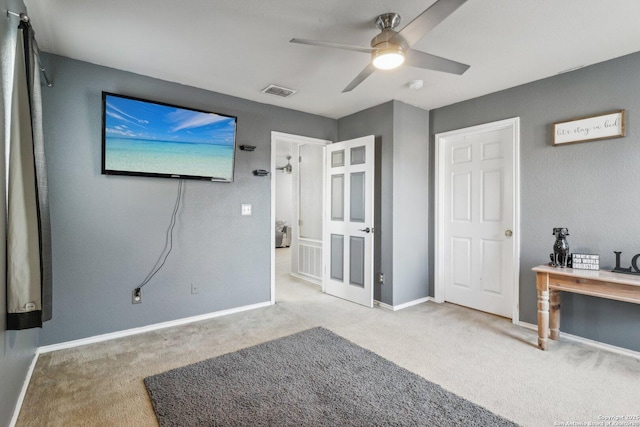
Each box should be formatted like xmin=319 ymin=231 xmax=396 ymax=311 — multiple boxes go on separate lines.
xmin=39 ymin=300 xmax=273 ymax=354
xmin=9 ymin=349 xmax=39 ymax=427
xmin=289 ymin=272 xmax=321 ymax=286
xmin=517 ymin=321 xmax=640 ymax=360
xmin=375 ymin=297 xmax=432 ymax=312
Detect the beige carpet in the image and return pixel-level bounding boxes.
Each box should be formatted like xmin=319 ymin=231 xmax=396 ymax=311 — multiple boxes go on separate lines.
xmin=17 ymin=248 xmax=640 ymax=426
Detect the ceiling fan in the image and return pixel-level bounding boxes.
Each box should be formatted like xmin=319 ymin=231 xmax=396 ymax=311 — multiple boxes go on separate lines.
xmin=290 ymin=0 xmax=470 ymax=93
xmin=276 ymin=156 xmax=293 ymax=174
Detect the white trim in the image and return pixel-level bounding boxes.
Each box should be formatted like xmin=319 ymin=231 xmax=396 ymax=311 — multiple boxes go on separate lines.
xmin=271 ymin=131 xmax=332 ymax=147
xmin=298 ymin=237 xmax=322 ymax=244
xmin=434 ymin=133 xmax=445 ymax=304
xmin=433 ymin=125 xmax=461 ymax=306
xmin=290 ymin=271 xmax=322 ymax=286
xmin=375 ymin=297 xmax=432 ymax=311
xmin=511 ymin=118 xmax=521 ymax=323
xmin=271 ymin=136 xmax=276 ymax=305
xmin=9 ymin=350 xmax=39 ymax=427
xmin=434 ymin=117 xmax=521 ymax=322
xmin=375 ymin=301 xmax=394 ymax=311
xmin=270 ymin=132 xmax=331 ymax=304
xmin=321 ymin=144 xmax=328 ymax=294
xmin=517 ymin=321 xmax=640 ymax=360
xmin=39 ymin=301 xmax=271 ymax=354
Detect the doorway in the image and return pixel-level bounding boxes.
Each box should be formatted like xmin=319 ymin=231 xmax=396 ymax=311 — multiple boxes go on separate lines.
xmin=434 ymin=118 xmax=520 ymax=321
xmin=270 ymin=132 xmax=330 ymax=304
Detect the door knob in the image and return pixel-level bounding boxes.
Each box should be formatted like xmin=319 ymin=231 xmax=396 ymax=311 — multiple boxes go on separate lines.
xmin=358 ymin=227 xmax=371 ymax=233
xmin=505 ymin=229 xmax=513 ymax=237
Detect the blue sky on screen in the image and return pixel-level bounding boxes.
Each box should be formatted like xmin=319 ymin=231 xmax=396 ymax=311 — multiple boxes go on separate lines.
xmin=105 ymin=95 xmax=236 ymax=145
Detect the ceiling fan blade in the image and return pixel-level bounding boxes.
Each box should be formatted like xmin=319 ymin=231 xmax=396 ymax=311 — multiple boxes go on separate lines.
xmin=392 ymin=0 xmax=468 ymax=47
xmin=290 ymin=38 xmax=374 ymax=54
xmin=404 ymin=49 xmax=469 ymax=75
xmin=342 ymin=63 xmax=377 ymax=93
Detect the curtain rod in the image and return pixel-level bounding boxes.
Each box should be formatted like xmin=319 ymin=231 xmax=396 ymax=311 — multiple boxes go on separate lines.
xmin=6 ymin=9 xmax=29 ymax=22
xmin=6 ymin=9 xmax=53 ymax=87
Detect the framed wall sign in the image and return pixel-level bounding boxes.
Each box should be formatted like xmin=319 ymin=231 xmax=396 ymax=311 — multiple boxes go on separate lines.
xmin=571 ymin=253 xmax=599 ymax=271
xmin=553 ymin=110 xmax=625 ymax=145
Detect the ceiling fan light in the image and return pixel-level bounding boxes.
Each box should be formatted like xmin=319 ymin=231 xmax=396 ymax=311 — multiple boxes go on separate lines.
xmin=372 ymin=49 xmax=405 ymax=70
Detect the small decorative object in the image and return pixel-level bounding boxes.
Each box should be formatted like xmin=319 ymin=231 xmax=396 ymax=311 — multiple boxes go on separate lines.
xmin=572 ymin=254 xmax=600 ymax=270
xmin=550 ymin=227 xmax=570 ymax=268
xmin=612 ymin=251 xmax=640 ymax=275
xmin=239 ymin=145 xmax=256 ymax=151
xmin=253 ymin=169 xmax=269 ymax=176
xmin=553 ymin=110 xmax=625 ymax=145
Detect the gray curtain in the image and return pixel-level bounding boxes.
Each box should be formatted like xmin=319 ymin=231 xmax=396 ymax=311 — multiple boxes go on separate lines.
xmin=4 ymin=21 xmax=52 ymax=330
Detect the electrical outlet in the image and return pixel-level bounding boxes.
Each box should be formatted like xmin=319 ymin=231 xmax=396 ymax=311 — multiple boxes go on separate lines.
xmin=132 ymin=288 xmax=142 ymax=304
xmin=378 ymin=272 xmax=385 ymax=284
xmin=241 ymin=204 xmax=252 ymax=216
xmin=191 ymin=283 xmax=199 ymax=295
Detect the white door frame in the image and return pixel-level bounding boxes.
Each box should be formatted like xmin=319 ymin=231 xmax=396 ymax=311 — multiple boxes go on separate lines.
xmin=434 ymin=117 xmax=521 ymax=323
xmin=270 ymin=131 xmax=331 ymax=304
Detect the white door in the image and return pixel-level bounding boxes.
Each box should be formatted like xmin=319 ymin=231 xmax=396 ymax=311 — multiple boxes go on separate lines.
xmin=435 ymin=118 xmax=519 ymax=319
xmin=323 ymin=136 xmax=375 ymax=307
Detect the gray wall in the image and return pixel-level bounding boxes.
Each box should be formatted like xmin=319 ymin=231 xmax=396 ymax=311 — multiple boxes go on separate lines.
xmin=338 ymin=101 xmax=430 ymax=306
xmin=392 ymin=102 xmax=430 ymax=305
xmin=338 ymin=102 xmax=393 ymax=304
xmin=0 ymin=0 xmax=40 ymax=425
xmin=40 ymin=54 xmax=336 ymax=345
xmin=430 ymin=51 xmax=640 ymax=352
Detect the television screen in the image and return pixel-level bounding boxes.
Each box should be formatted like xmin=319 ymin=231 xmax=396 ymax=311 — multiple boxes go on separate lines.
xmin=102 ymin=92 xmax=237 ymax=182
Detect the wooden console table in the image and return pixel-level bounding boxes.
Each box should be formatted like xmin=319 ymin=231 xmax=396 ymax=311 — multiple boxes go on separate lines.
xmin=532 ymin=265 xmax=640 ymax=350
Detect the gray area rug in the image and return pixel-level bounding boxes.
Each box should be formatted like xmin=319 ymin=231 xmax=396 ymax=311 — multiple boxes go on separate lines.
xmin=144 ymin=327 xmax=518 ymax=426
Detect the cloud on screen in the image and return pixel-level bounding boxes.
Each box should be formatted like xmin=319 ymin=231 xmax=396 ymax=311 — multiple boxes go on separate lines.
xmin=169 ymin=109 xmax=231 ymax=132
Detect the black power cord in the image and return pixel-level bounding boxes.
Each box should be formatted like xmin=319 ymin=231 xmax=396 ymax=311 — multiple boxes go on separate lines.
xmin=134 ymin=179 xmax=184 ymax=297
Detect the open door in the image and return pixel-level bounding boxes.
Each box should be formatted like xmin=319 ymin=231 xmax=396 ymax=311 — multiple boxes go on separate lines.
xmin=323 ymin=136 xmax=375 ymax=307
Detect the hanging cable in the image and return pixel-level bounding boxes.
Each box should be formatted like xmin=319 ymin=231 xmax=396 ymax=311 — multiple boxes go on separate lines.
xmin=135 ymin=179 xmax=184 ymax=291
xmin=33 ymin=49 xmax=52 ymax=87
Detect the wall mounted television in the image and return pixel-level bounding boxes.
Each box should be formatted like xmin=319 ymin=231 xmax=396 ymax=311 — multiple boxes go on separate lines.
xmin=101 ymin=92 xmax=237 ymax=182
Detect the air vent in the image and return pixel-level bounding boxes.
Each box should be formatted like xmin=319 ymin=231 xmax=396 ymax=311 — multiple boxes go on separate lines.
xmin=261 ymin=84 xmax=297 ymax=98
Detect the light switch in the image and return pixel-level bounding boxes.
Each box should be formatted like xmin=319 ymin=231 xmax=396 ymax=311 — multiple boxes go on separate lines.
xmin=241 ymin=204 xmax=252 ymax=216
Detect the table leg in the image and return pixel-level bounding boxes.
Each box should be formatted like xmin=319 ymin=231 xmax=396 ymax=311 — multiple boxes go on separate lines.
xmin=550 ymin=290 xmax=561 ymax=340
xmin=536 ymin=272 xmax=550 ymax=350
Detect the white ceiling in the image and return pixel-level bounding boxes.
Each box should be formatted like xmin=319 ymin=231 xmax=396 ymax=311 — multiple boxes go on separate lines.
xmin=22 ymin=0 xmax=640 ymax=119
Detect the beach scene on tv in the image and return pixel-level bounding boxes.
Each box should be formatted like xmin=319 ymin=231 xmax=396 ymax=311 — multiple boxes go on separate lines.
xmin=104 ymin=94 xmax=237 ymax=181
